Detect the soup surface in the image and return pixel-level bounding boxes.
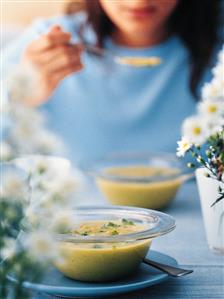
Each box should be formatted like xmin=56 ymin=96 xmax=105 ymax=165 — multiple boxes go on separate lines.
xmin=73 ymin=218 xmax=144 ymax=237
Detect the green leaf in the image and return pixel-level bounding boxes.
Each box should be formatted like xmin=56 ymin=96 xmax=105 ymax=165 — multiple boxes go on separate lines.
xmin=211 ymin=194 xmax=224 ymax=207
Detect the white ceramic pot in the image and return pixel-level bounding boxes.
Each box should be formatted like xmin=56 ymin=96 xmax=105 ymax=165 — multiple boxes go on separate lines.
xmin=196 ymin=168 xmax=224 ymax=254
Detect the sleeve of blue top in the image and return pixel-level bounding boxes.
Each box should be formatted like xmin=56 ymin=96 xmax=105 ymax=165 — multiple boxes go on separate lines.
xmin=3 ymin=19 xmax=49 ymax=72
xmin=2 ymin=14 xmax=85 ymax=71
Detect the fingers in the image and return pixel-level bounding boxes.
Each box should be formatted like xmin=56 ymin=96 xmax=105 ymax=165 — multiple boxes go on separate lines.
xmin=31 ymin=33 xmax=71 ymax=52
xmin=31 ymin=44 xmax=83 ymax=66
xmin=24 ymin=24 xmax=84 ymax=71
xmin=22 ymin=24 xmax=84 ymax=102
xmin=28 ymin=25 xmax=71 ymax=53
xmin=37 ymin=46 xmax=82 ymax=74
xmin=50 ymin=63 xmax=84 ymax=86
xmin=44 ymin=54 xmax=82 ymax=73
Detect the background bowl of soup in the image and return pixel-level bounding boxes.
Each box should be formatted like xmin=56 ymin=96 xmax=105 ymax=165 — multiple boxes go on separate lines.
xmin=54 ymin=206 xmax=175 ymax=282
xmin=81 ymin=152 xmax=192 ymax=210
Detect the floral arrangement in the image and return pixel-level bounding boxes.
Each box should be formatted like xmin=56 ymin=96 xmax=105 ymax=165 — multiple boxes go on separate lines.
xmin=0 ymin=165 xmax=42 ymax=299
xmin=0 ymin=64 xmax=64 ymax=162
xmin=0 ymin=158 xmax=79 ymax=299
xmin=177 ymin=48 xmax=224 ymax=206
xmin=0 ymin=66 xmax=83 ymax=298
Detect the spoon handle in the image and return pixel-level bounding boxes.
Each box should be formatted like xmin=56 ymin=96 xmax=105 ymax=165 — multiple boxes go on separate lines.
xmin=83 ymin=42 xmax=112 ymax=58
xmin=143 ymin=258 xmax=193 ymax=277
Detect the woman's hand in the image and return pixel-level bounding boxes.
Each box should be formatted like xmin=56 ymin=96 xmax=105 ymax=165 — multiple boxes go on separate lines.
xmin=22 ymin=25 xmax=83 ymax=106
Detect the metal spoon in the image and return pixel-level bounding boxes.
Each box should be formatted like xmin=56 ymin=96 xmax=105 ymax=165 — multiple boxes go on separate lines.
xmin=143 ymin=258 xmax=193 ymax=277
xmin=83 ymin=42 xmax=162 ymax=68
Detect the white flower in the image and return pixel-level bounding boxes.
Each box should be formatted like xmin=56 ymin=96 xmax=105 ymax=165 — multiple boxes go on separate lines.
xmin=8 ymin=107 xmax=55 ymax=155
xmin=0 ymin=171 xmax=27 ymax=200
xmin=3 ymin=64 xmax=65 ymax=159
xmin=23 ymin=230 xmax=58 ymax=261
xmin=182 ymin=116 xmax=209 ymax=145
xmin=24 ymin=201 xmax=54 ymax=228
xmin=0 ymin=142 xmax=13 ymax=161
xmin=1 ymin=238 xmax=17 ymax=260
xmin=15 ymin=156 xmax=70 ymax=176
xmin=41 ymin=174 xmax=77 ymax=198
xmin=205 ymin=118 xmax=224 ymax=136
xmin=49 ymin=210 xmax=76 ymax=233
xmin=34 ymin=131 xmax=64 ymax=154
xmin=217 ymin=49 xmax=224 ymax=65
xmin=10 ymin=123 xmax=35 ymax=143
xmin=6 ymin=63 xmax=39 ymax=104
xmin=15 ymin=156 xmax=80 ymax=211
xmin=202 ymin=78 xmax=224 ymax=101
xmin=212 ymin=64 xmax=223 ymax=81
xmin=10 ymin=104 xmax=45 ymax=128
xmin=176 ymin=137 xmax=192 ymax=157
xmin=24 ymin=206 xmax=39 ymax=226
xmin=198 ymin=99 xmax=224 ymax=118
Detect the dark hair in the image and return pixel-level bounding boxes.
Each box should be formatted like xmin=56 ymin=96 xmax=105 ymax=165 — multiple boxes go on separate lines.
xmin=68 ymin=0 xmax=222 ymax=98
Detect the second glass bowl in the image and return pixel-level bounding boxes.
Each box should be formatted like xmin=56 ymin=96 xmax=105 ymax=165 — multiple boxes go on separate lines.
xmin=81 ymin=152 xmax=192 ymax=210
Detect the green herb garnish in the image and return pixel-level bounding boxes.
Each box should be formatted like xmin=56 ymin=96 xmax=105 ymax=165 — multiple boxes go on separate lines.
xmin=73 ymin=230 xmax=80 ymax=235
xmin=101 ymin=222 xmax=120 ymax=229
xmin=107 ymin=222 xmax=120 ymax=227
xmin=111 ymin=230 xmax=119 ymax=235
xmin=80 ymin=231 xmax=91 ymax=236
xmin=92 ymin=244 xmax=102 ymax=249
xmin=122 ymin=218 xmax=135 ymax=226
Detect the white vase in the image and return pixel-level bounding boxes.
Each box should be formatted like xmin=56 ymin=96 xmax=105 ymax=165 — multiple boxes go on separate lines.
xmin=196 ymin=168 xmax=224 ymax=255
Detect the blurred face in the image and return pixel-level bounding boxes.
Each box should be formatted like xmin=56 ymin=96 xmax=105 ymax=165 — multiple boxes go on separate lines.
xmin=99 ymin=0 xmax=178 ymax=37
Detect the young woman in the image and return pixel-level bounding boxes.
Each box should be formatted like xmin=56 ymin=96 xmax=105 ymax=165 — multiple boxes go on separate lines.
xmin=4 ymin=0 xmax=222 ymax=164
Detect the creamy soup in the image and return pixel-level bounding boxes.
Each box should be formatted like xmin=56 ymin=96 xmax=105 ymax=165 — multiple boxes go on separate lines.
xmin=116 ymin=56 xmax=162 ymax=67
xmin=55 ymin=219 xmax=150 ymax=282
xmin=96 ymin=166 xmax=183 ymax=209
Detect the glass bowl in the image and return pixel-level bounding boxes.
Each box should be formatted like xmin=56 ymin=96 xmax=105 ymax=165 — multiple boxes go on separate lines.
xmin=53 ymin=206 xmax=175 ymax=282
xmin=81 ymin=152 xmax=192 ymax=210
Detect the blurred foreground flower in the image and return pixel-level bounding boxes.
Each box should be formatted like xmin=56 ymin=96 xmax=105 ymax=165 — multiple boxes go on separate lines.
xmin=1 ymin=63 xmax=64 ymax=161
xmin=0 ymin=164 xmax=44 ymax=299
xmin=1 ymin=53 xmax=84 ymax=299
xmin=0 ymin=158 xmax=82 ymax=299
xmin=16 ymin=155 xmax=83 ymax=231
xmin=23 ymin=230 xmax=59 ymax=261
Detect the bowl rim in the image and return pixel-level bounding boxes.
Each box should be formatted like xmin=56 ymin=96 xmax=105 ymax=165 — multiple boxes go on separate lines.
xmin=54 ymin=206 xmax=176 ymax=243
xmin=79 ymin=151 xmax=192 ymax=183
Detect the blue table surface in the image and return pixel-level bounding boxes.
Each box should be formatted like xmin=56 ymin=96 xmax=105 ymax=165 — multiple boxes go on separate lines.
xmin=32 ymin=181 xmax=224 ymax=299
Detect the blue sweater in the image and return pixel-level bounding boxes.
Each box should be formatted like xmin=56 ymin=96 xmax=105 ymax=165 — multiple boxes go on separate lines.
xmin=3 ymin=13 xmax=218 ymax=164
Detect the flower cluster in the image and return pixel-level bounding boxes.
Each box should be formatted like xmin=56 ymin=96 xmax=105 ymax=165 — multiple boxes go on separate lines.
xmin=0 ymin=65 xmax=84 ymax=298
xmin=0 ymin=164 xmax=41 ymax=299
xmin=1 ymin=157 xmax=82 ymax=299
xmin=0 ymin=64 xmax=64 ymax=162
xmin=17 ymin=155 xmax=82 ymax=231
xmin=177 ymin=48 xmax=224 ymax=206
